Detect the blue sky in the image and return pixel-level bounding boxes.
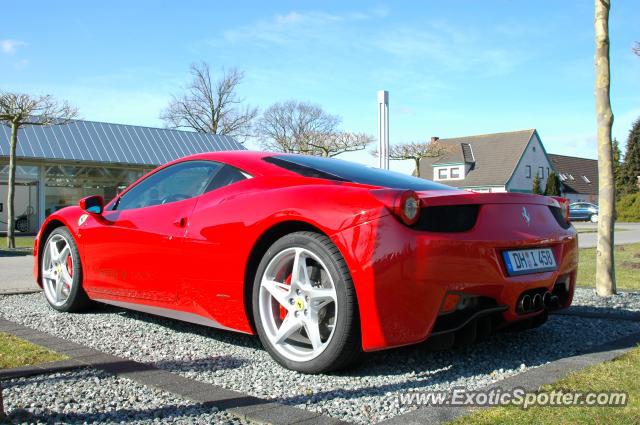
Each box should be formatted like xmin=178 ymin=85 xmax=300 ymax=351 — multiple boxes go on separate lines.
xmin=1 ymin=1 xmax=639 ymax=173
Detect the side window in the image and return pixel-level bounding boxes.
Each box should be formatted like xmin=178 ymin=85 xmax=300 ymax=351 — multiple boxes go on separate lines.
xmin=205 ymin=164 xmax=249 ymax=193
xmin=115 ymin=161 xmax=222 ymax=211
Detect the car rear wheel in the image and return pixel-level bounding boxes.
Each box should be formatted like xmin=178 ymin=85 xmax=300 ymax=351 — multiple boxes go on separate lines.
xmin=41 ymin=227 xmax=90 ymax=312
xmin=590 ymin=214 xmax=598 ymax=223
xmin=15 ymin=217 xmax=28 ymax=233
xmin=252 ymin=231 xmax=361 ymax=373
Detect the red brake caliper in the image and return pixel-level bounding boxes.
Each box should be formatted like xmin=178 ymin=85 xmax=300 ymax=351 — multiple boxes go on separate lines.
xmin=279 ymin=274 xmax=292 ymax=320
xmin=66 ymin=256 xmax=73 ymax=278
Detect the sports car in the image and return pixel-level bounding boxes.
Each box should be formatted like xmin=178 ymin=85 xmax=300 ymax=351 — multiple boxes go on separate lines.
xmin=34 ymin=151 xmax=578 ymax=373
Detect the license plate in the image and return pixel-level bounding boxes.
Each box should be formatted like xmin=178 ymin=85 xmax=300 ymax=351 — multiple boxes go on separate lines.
xmin=502 ymin=248 xmax=557 ymax=276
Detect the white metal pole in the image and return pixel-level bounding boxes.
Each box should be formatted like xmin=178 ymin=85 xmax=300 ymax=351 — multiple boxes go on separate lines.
xmin=377 ymin=90 xmax=389 ymax=169
xmin=37 ymin=165 xmax=45 ymax=229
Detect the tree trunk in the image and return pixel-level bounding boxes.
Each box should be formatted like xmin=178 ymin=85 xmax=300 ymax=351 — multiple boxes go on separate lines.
xmin=414 ymin=158 xmax=421 ymax=177
xmin=594 ymin=0 xmax=616 ymax=296
xmin=6 ymin=123 xmax=18 ymax=249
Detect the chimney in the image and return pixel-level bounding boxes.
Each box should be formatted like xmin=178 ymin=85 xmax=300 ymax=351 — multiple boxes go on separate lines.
xmin=431 ymin=136 xmax=439 ymax=143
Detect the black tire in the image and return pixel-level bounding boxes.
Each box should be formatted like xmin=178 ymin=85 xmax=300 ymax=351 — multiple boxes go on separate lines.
xmin=15 ymin=217 xmax=28 ymax=233
xmin=41 ymin=227 xmax=91 ymax=312
xmin=252 ymin=231 xmax=361 ymax=374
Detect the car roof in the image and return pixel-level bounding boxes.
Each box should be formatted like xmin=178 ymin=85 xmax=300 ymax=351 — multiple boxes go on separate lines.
xmin=171 ymin=151 xmax=286 ymax=176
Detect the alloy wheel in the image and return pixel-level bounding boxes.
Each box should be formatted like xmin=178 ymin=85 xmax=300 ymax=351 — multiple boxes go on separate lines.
xmin=42 ymin=234 xmax=74 ymax=307
xmin=258 ymin=247 xmax=338 ymax=362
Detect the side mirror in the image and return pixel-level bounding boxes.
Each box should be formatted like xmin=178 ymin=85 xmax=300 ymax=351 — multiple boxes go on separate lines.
xmin=79 ymin=195 xmax=104 ymax=215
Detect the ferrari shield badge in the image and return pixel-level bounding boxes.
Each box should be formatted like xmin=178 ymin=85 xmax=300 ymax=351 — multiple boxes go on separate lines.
xmin=78 ymin=214 xmax=89 ymax=226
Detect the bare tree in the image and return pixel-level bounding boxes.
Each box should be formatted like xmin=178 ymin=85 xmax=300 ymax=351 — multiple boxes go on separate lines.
xmin=257 ymin=101 xmax=373 ymax=157
xmin=0 ymin=93 xmax=77 ymax=248
xmin=257 ymin=100 xmax=338 ymax=154
xmin=594 ymin=0 xmax=616 ymax=296
xmin=307 ymin=131 xmax=374 ymax=157
xmin=161 ymin=62 xmax=258 ymax=141
xmin=633 ymin=42 xmax=640 ymax=57
xmin=373 ymin=140 xmax=450 ymax=177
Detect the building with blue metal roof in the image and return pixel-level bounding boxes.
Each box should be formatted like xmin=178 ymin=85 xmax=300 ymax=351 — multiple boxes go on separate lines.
xmin=0 ymin=119 xmax=244 ymax=233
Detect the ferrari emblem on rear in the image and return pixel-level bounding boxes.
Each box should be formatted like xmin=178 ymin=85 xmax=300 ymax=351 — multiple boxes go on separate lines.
xmin=78 ymin=214 xmax=89 ymax=226
xmin=522 ymin=207 xmax=531 ymax=226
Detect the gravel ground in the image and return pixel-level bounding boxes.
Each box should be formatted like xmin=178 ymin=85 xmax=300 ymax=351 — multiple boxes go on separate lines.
xmin=3 ymin=367 xmax=246 ymax=424
xmin=1 ymin=291 xmax=639 ymax=424
xmin=572 ymin=287 xmax=640 ymax=315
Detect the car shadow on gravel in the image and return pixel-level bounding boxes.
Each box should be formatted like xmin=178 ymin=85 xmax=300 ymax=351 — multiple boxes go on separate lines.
xmin=273 ymin=312 xmax=640 ymax=405
xmin=561 ymin=305 xmax=640 ymax=318
xmin=83 ymin=301 xmax=261 ymax=350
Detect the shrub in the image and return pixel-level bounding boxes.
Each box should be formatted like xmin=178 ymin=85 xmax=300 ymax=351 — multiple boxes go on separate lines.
xmin=617 ymin=192 xmax=640 ymax=222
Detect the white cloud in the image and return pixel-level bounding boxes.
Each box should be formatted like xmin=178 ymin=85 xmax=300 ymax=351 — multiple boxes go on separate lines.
xmin=14 ymin=58 xmax=29 ymax=70
xmin=1 ymin=39 xmax=27 ymax=54
xmin=221 ymin=8 xmax=386 ymax=46
xmin=544 ymin=134 xmax=597 ymax=159
xmin=371 ymin=22 xmax=526 ymax=77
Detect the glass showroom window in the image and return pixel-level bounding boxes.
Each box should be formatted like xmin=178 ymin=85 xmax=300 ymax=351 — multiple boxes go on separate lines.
xmin=44 ymin=165 xmax=151 ymax=217
xmin=450 ymin=167 xmax=460 ymax=179
xmin=0 ymin=164 xmax=39 ymax=233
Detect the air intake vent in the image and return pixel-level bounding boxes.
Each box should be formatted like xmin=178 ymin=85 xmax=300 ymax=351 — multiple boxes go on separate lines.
xmin=415 ymin=205 xmax=480 ymax=232
xmin=548 ymin=206 xmax=571 ymax=229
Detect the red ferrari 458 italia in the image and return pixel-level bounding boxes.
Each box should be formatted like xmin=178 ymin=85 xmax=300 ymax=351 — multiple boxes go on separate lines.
xmin=34 ymin=151 xmax=578 ymax=373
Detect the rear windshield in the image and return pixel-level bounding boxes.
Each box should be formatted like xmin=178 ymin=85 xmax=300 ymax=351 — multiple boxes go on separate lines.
xmin=264 ymin=155 xmax=454 ymax=191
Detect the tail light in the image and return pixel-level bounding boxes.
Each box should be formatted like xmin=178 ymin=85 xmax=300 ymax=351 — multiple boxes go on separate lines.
xmin=552 ymin=197 xmax=570 ymax=224
xmin=550 ymin=196 xmax=571 ymax=227
xmin=371 ymin=189 xmax=421 ymax=226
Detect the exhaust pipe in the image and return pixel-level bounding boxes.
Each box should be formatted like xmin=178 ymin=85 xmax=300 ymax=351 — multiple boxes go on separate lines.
xmin=518 ymin=294 xmax=532 ymax=313
xmin=549 ymin=295 xmax=560 ymax=310
xmin=542 ymin=291 xmax=552 ymax=309
xmin=532 ymin=293 xmax=543 ymax=311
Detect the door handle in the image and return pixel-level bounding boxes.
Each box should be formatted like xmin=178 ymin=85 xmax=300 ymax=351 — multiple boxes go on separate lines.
xmin=174 ymin=217 xmax=187 ymax=228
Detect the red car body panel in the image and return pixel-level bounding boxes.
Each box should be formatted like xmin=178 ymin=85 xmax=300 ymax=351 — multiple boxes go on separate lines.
xmin=34 ymin=151 xmax=578 ymax=351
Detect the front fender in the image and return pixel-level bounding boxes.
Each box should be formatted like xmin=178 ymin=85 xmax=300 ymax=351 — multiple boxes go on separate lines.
xmin=33 ymin=207 xmax=86 ymax=286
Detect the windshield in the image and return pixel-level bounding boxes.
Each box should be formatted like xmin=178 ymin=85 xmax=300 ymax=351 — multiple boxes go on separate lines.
xmin=264 ymin=155 xmax=454 ymax=191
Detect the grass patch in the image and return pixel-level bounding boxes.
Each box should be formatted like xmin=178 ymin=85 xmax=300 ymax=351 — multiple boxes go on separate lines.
xmin=577 ymin=243 xmax=640 ymax=291
xmin=0 ymin=332 xmax=66 ymax=369
xmin=576 ymin=227 xmax=627 ymax=234
xmin=0 ymin=236 xmax=35 ymax=256
xmin=13 ymin=236 xmax=35 ymax=249
xmin=452 ymin=345 xmax=640 ymax=424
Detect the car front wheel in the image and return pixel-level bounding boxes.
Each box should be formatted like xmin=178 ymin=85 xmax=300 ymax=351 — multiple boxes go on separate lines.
xmin=252 ymin=231 xmax=361 ymax=373
xmin=41 ymin=227 xmax=90 ymax=312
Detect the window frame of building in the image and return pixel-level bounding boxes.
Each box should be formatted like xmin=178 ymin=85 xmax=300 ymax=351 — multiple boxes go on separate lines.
xmin=437 ymin=168 xmax=448 ymax=180
xmin=538 ymin=166 xmax=544 ymax=178
xmin=525 ymin=165 xmax=531 ymax=178
xmin=450 ymin=167 xmax=461 ymax=179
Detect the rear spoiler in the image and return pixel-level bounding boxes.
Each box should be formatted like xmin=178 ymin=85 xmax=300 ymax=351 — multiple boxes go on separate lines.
xmin=414 ymin=190 xmax=563 ymax=207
